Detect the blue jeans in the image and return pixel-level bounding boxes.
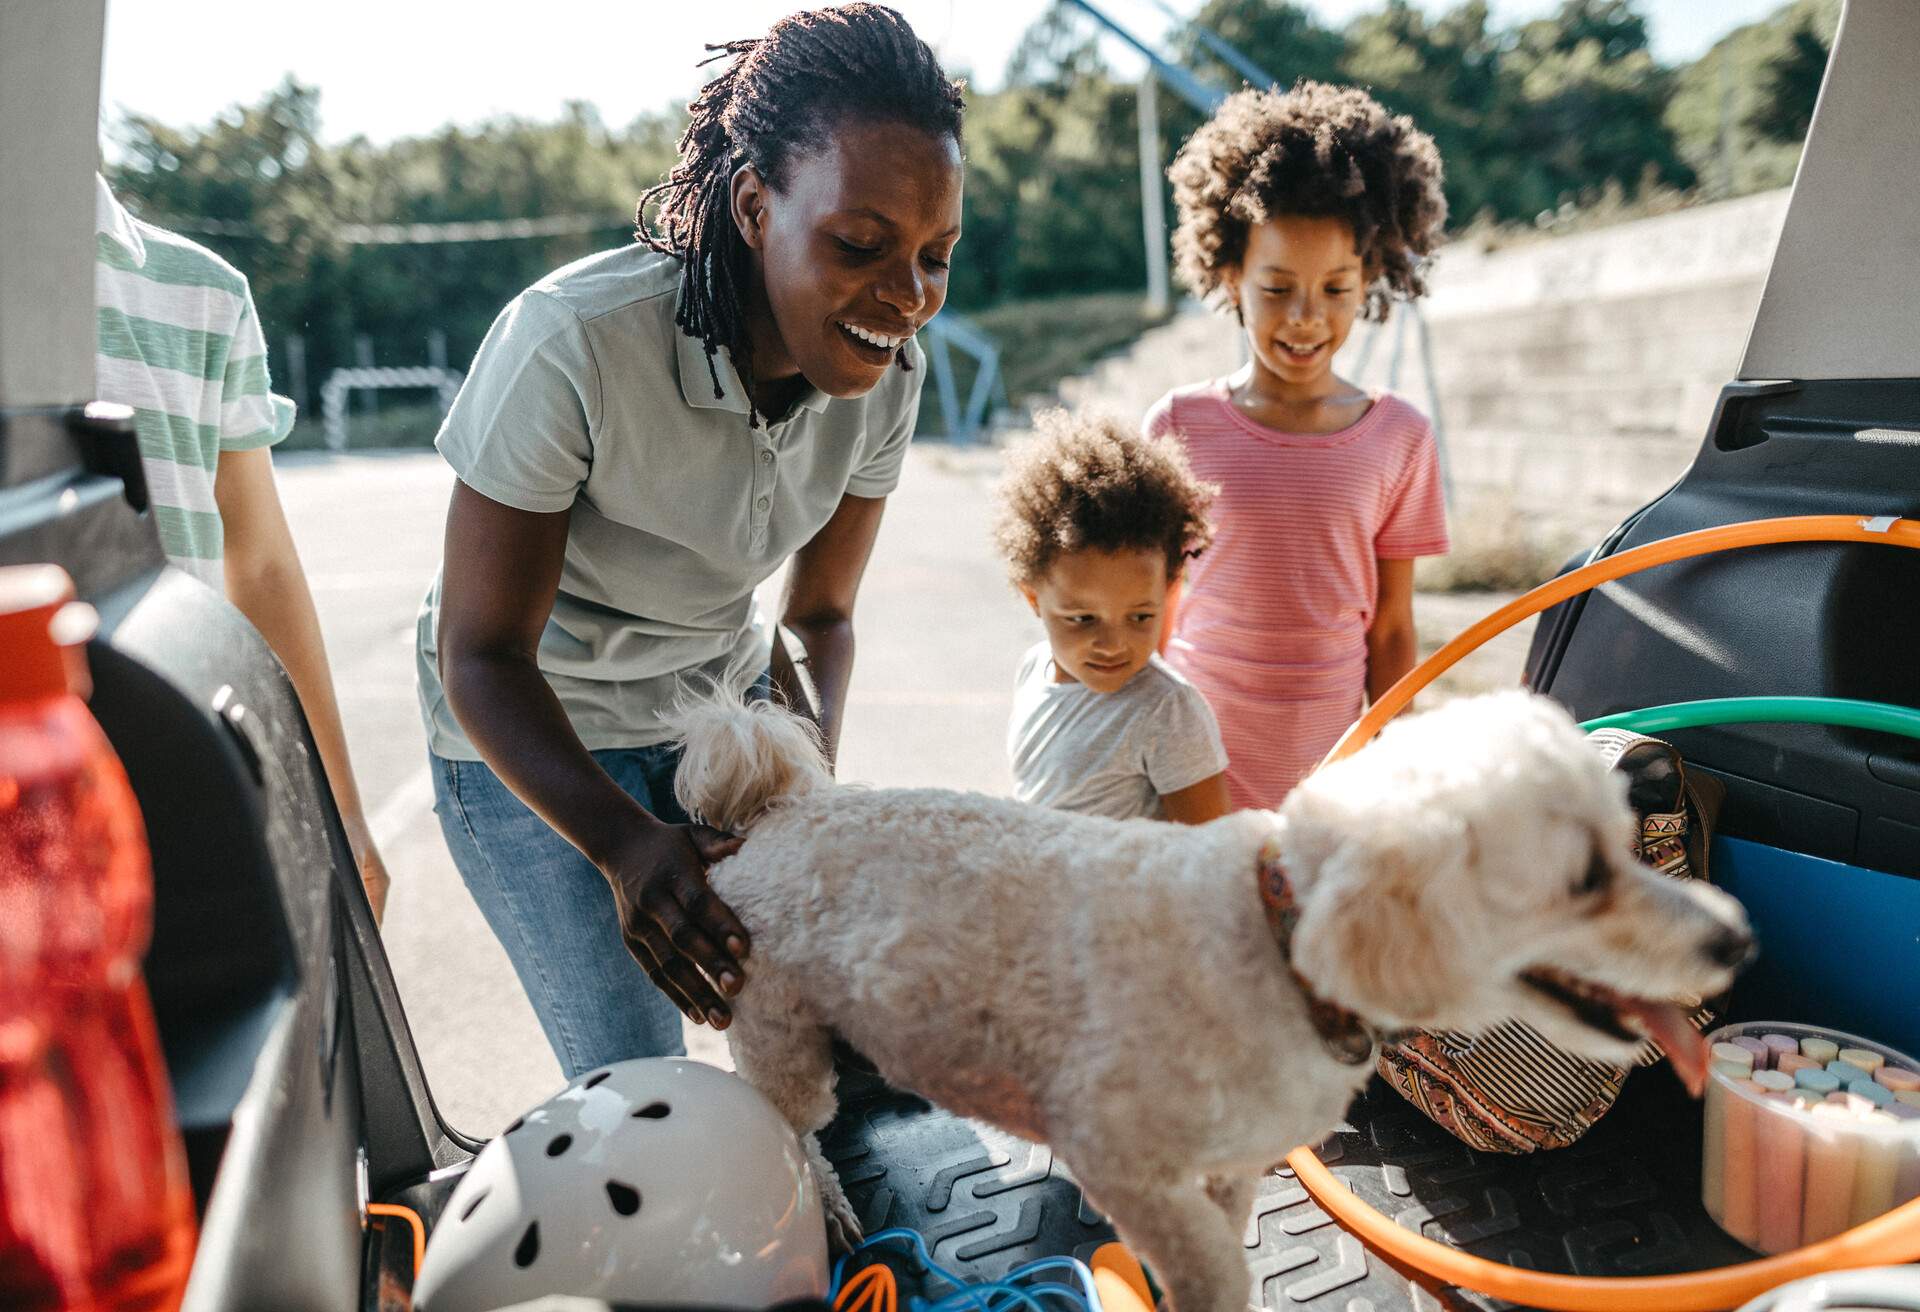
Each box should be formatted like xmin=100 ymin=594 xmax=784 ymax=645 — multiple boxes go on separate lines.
xmin=432 ymin=744 xmax=691 ymax=1076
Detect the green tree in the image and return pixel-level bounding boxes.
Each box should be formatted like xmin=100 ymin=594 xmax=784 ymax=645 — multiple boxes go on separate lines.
xmin=1342 ymin=1 xmax=1509 ymax=221
xmin=1666 ymin=0 xmax=1837 ymax=197
xmin=1748 ymin=21 xmax=1829 ymax=143
xmin=1340 ymin=0 xmax=1693 ymax=224
xmin=1498 ymin=0 xmax=1693 ymax=213
xmin=949 ymin=3 xmax=1156 ymax=307
xmin=109 ymin=83 xmax=680 ymax=414
xmin=1176 ymin=0 xmax=1345 ymax=91
xmin=110 ymin=77 xmax=342 ymax=328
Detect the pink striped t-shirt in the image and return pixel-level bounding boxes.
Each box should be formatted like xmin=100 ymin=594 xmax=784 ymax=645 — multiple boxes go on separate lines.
xmin=1143 ymin=381 xmax=1449 ymax=808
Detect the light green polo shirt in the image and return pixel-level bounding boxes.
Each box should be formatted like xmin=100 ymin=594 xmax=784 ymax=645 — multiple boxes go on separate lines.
xmin=415 ymin=243 xmax=923 ymax=759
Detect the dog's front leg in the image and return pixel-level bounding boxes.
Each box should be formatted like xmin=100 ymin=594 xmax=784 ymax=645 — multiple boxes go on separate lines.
xmin=1204 ymin=1174 xmax=1256 ymax=1246
xmin=726 ymin=1008 xmax=862 ymax=1252
xmin=1076 ymin=1173 xmax=1252 ymax=1312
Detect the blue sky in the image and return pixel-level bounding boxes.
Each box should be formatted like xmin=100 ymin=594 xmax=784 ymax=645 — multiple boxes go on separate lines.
xmin=100 ymin=0 xmax=1788 ymax=145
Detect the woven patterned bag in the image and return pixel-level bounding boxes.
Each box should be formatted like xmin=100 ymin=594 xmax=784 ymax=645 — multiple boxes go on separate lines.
xmin=1374 ymin=728 xmax=1725 ymax=1153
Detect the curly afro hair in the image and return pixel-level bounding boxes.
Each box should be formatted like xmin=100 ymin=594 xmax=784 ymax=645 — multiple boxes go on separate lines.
xmin=1169 ymin=80 xmax=1446 ymax=322
xmin=992 ymin=410 xmax=1216 ymax=587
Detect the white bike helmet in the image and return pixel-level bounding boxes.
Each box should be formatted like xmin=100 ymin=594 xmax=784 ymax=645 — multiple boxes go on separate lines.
xmin=414 ymin=1058 xmax=829 ymax=1312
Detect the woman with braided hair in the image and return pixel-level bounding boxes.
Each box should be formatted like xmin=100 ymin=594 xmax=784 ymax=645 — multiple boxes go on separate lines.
xmin=415 ymin=4 xmax=964 ymax=1077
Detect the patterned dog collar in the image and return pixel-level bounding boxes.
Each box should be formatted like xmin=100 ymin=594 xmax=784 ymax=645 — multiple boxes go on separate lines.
xmin=1257 ymin=839 xmax=1378 ymax=1067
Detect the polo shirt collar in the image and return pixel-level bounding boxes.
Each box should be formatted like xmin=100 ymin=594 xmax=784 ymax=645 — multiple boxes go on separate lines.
xmin=95 ymin=174 xmax=147 ymax=268
xmin=672 ymin=310 xmax=831 ymax=420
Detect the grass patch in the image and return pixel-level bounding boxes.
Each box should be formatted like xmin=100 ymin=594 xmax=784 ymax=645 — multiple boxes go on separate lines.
xmin=1415 ymin=494 xmax=1581 ymax=593
xmin=919 ymin=291 xmax=1171 ymax=438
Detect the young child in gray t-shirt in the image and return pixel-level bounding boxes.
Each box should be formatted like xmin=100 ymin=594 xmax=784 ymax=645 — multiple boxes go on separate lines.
xmin=992 ymin=411 xmax=1230 ymax=823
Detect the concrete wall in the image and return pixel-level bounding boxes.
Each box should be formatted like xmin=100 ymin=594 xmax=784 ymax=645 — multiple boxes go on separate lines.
xmin=1051 ymin=189 xmax=1793 ymax=541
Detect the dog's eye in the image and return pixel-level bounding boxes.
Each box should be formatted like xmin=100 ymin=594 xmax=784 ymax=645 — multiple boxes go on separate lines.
xmin=1574 ymin=854 xmax=1613 ymax=898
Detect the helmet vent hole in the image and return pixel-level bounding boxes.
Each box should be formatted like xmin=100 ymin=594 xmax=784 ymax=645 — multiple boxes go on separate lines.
xmin=607 ymin=1181 xmax=641 ymax=1216
xmin=546 ymin=1133 xmax=573 ymax=1157
xmin=632 ymin=1101 xmax=671 ymax=1119
xmin=504 ymin=1116 xmax=525 ymax=1135
xmin=460 ymin=1188 xmax=490 ymax=1222
xmin=513 ymin=1221 xmax=540 ymax=1268
xmin=584 ymin=1070 xmax=612 ymax=1089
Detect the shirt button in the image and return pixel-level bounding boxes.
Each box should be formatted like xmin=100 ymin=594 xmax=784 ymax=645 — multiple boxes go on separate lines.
xmin=756 ymin=496 xmax=770 ymax=510
xmin=760 ymin=449 xmax=774 ymax=464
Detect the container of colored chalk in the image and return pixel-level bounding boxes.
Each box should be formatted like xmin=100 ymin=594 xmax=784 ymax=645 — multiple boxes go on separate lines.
xmin=1701 ymin=1021 xmax=1920 ymax=1254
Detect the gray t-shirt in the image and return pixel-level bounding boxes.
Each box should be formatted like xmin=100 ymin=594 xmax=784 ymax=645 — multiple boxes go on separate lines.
xmin=1007 ymin=643 xmax=1230 ymax=820
xmin=416 ymin=244 xmax=923 ymax=759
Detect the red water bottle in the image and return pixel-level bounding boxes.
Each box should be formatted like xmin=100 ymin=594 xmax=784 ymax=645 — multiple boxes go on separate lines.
xmin=0 ymin=565 xmax=195 ymax=1311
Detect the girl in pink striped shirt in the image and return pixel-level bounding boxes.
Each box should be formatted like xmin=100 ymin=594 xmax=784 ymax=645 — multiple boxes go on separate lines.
xmin=1146 ymin=82 xmax=1452 ymax=809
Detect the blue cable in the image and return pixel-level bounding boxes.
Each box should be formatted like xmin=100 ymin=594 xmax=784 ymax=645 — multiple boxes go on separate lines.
xmin=827 ymin=1228 xmax=1106 ymax=1312
xmin=981 ymin=1257 xmax=1102 ymax=1312
xmin=923 ymin=1280 xmax=1086 ymax=1312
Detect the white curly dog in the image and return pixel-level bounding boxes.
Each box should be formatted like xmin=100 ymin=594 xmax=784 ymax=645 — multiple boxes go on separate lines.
xmin=665 ymin=688 xmax=1753 ymax=1312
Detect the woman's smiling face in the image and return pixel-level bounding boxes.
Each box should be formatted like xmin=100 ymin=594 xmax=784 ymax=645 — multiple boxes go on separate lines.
xmin=736 ymin=117 xmax=964 ymax=402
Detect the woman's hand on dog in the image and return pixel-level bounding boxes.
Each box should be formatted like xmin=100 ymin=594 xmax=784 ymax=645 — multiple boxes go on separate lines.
xmin=603 ymin=819 xmax=752 ymax=1028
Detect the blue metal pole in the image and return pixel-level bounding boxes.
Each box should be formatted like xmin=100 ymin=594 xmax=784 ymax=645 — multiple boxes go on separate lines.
xmin=1059 ymin=0 xmax=1226 ymax=113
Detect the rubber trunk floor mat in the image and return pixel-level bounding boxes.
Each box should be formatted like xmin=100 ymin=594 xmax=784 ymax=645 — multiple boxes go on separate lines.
xmin=821 ymin=1062 xmax=1753 ymax=1312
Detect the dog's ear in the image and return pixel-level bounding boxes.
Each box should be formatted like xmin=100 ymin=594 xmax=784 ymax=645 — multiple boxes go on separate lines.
xmin=1288 ymin=837 xmax=1472 ymax=1030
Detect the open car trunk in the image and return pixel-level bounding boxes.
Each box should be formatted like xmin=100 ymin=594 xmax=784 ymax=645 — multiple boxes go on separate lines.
xmin=746 ymin=1 xmax=1920 ymax=1307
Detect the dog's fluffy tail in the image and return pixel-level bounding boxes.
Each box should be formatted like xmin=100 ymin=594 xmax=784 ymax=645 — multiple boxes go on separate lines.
xmin=661 ymin=679 xmax=834 ymax=834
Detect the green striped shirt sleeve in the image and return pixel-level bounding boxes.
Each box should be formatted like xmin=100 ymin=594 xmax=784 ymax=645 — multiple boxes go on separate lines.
xmin=220 ymin=287 xmax=295 ymax=450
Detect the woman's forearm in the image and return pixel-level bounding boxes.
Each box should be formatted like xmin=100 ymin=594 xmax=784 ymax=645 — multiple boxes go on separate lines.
xmin=441 ymin=649 xmax=661 ymax=868
xmin=781 ymin=615 xmax=854 ymax=761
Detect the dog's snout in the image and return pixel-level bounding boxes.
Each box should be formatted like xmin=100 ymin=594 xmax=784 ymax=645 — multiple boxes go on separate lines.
xmin=1706 ymin=922 xmax=1755 ymax=970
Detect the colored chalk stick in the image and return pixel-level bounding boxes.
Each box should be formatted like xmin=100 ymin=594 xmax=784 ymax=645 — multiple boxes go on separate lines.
xmin=1897 ymin=1135 xmax=1920 ymax=1212
xmin=1850 ymin=1116 xmax=1903 ymax=1227
xmin=1777 ymin=1053 xmax=1820 ymax=1077
xmin=1796 ymin=1068 xmax=1843 ymax=1095
xmin=1875 ymin=1066 xmax=1920 ymax=1093
xmin=1848 ymin=1078 xmax=1896 ymax=1107
xmin=1734 ymin=1036 xmax=1772 ymax=1067
xmin=1839 ymin=1048 xmax=1886 ymax=1076
xmin=1753 ymin=1070 xmax=1796 ymax=1093
xmin=1720 ymin=1078 xmax=1762 ymax=1246
xmin=1803 ymin=1103 xmax=1861 ymax=1244
xmin=1801 ymin=1037 xmax=1840 ymax=1064
xmin=1701 ymin=1076 xmax=1729 ymax=1225
xmin=1761 ymin=1033 xmax=1800 ymax=1061
xmin=1713 ymin=1042 xmax=1756 ymax=1072
xmin=1898 ymin=1090 xmax=1920 ymax=1108
xmin=1756 ymin=1088 xmax=1807 ymax=1252
xmin=1829 ymin=1060 xmax=1864 ymax=1080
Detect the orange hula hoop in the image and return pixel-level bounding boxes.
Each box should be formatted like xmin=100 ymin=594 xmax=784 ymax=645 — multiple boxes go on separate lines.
xmin=1294 ymin=513 xmax=1920 ymax=1311
xmin=1325 ymin=513 xmax=1920 ymax=765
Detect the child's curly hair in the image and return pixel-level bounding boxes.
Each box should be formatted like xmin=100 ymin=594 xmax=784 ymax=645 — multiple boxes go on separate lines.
xmin=992 ymin=410 xmax=1216 ymax=586
xmin=1169 ymin=80 xmax=1446 ymax=321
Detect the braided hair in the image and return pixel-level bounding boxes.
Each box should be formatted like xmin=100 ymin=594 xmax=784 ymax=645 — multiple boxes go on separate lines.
xmin=637 ymin=4 xmax=965 ymax=422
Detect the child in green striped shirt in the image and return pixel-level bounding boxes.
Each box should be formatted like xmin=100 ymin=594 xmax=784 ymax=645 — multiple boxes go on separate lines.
xmin=94 ymin=174 xmax=391 ymax=923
